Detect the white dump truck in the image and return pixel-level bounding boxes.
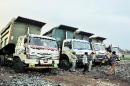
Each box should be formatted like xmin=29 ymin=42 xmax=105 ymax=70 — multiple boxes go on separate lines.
xmin=112 ymin=47 xmax=124 ymax=60
xmin=90 ymin=36 xmax=108 ymax=64
xmin=43 ymin=25 xmax=93 ymax=70
xmin=0 ymin=16 xmax=59 ymax=72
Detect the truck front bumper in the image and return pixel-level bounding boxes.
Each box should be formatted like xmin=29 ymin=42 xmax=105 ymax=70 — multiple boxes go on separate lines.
xmin=23 ymin=59 xmax=59 ymax=69
xmin=94 ymin=55 xmax=109 ymax=64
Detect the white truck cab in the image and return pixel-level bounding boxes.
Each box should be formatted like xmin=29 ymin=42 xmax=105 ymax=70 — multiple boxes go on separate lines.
xmin=14 ymin=34 xmax=59 ymax=72
xmin=93 ymin=43 xmax=106 ymax=55
xmin=112 ymin=47 xmax=123 ymax=59
xmin=92 ymin=43 xmax=107 ymax=63
xmin=61 ymin=39 xmax=92 ymax=68
xmin=62 ymin=39 xmax=92 ymax=55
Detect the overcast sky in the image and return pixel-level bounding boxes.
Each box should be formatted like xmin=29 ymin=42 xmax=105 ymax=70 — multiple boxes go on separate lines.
xmin=0 ymin=0 xmax=130 ymax=49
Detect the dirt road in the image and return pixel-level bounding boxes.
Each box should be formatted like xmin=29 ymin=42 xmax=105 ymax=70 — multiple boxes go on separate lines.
xmin=43 ymin=61 xmax=130 ymax=86
xmin=0 ymin=61 xmax=130 ymax=86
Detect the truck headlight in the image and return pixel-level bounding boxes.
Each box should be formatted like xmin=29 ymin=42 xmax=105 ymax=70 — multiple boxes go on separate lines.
xmin=52 ymin=56 xmax=59 ymax=60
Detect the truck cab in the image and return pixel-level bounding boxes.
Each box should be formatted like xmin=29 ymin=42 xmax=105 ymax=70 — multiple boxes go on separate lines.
xmin=60 ymin=39 xmax=92 ymax=68
xmin=14 ymin=34 xmax=59 ymax=72
xmin=90 ymin=36 xmax=108 ymax=64
xmin=112 ymin=47 xmax=124 ymax=59
xmin=92 ymin=43 xmax=107 ymax=63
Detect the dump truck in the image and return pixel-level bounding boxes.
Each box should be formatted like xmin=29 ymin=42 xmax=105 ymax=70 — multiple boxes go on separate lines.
xmin=0 ymin=16 xmax=59 ymax=72
xmin=43 ymin=25 xmax=93 ymax=70
xmin=90 ymin=36 xmax=108 ymax=65
xmin=112 ymin=47 xmax=124 ymax=60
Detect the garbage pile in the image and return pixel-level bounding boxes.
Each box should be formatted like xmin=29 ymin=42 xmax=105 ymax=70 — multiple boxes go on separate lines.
xmin=91 ymin=61 xmax=130 ymax=83
xmin=0 ymin=66 xmax=58 ymax=86
xmin=116 ymin=61 xmax=130 ymax=82
xmin=0 ymin=61 xmax=130 ymax=86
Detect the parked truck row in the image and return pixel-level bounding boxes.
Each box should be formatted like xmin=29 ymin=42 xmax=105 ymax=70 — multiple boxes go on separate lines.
xmin=42 ymin=25 xmax=110 ymax=69
xmin=0 ymin=16 xmax=123 ymax=72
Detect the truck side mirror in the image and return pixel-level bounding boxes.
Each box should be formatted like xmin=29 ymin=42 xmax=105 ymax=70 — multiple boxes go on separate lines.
xmin=64 ymin=41 xmax=72 ymax=49
xmin=24 ymin=38 xmax=27 ymax=43
xmin=68 ymin=44 xmax=72 ymax=49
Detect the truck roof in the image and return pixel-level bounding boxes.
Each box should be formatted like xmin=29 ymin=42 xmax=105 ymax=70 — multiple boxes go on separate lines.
xmin=75 ymin=30 xmax=94 ymax=37
xmin=29 ymin=34 xmax=56 ymax=40
xmin=0 ymin=16 xmax=46 ymax=35
xmin=15 ymin=16 xmax=46 ymax=27
xmin=65 ymin=39 xmax=90 ymax=43
xmin=90 ymin=36 xmax=106 ymax=40
xmin=58 ymin=25 xmax=78 ymax=31
xmin=43 ymin=24 xmax=78 ymax=35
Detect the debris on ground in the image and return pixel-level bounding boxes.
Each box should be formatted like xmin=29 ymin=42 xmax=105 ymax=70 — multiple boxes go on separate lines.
xmin=0 ymin=61 xmax=130 ymax=86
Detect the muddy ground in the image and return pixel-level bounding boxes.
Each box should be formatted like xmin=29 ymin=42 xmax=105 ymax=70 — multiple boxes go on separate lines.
xmin=0 ymin=60 xmax=130 ymax=86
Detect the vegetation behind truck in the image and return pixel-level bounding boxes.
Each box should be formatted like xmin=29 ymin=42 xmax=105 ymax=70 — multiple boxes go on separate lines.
xmin=0 ymin=16 xmax=59 ymax=72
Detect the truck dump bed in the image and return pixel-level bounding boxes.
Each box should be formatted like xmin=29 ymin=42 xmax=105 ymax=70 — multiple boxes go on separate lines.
xmin=0 ymin=16 xmax=46 ymax=54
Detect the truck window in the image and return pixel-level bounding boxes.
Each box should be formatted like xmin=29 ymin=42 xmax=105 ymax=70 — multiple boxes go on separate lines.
xmin=24 ymin=38 xmax=28 ymax=43
xmin=64 ymin=41 xmax=72 ymax=49
xmin=1 ymin=41 xmax=3 ymax=47
xmin=94 ymin=44 xmax=105 ymax=51
xmin=66 ymin=31 xmax=73 ymax=39
xmin=112 ymin=47 xmax=119 ymax=53
xmin=30 ymin=37 xmax=58 ymax=48
xmin=73 ymin=41 xmax=91 ymax=50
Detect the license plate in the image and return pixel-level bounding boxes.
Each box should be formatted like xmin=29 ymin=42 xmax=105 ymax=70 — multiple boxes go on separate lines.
xmin=40 ymin=60 xmax=44 ymax=64
xmin=44 ymin=59 xmax=48 ymax=63
xmin=40 ymin=59 xmax=48 ymax=64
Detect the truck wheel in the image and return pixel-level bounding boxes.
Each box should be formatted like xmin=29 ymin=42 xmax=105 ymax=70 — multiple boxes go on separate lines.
xmin=0 ymin=55 xmax=5 ymax=66
xmin=13 ymin=58 xmax=25 ymax=73
xmin=59 ymin=60 xmax=70 ymax=70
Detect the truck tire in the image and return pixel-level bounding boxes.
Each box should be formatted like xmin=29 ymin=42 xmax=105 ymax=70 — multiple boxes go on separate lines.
xmin=13 ymin=57 xmax=25 ymax=73
xmin=0 ymin=55 xmax=5 ymax=66
xmin=59 ymin=60 xmax=70 ymax=70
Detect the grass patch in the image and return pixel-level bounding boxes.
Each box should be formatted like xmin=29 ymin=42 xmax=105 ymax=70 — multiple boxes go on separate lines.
xmin=120 ymin=54 xmax=130 ymax=60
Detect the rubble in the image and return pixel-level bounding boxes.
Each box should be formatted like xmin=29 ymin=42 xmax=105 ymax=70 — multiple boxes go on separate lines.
xmin=0 ymin=61 xmax=130 ymax=86
xmin=115 ymin=61 xmax=130 ymax=82
xmin=0 ymin=66 xmax=59 ymax=86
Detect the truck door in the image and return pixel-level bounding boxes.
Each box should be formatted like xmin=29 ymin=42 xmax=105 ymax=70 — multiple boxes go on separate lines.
xmin=62 ymin=40 xmax=72 ymax=51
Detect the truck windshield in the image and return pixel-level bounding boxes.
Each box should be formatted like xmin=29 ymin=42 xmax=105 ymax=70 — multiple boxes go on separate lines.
xmin=94 ymin=44 xmax=105 ymax=51
xmin=30 ymin=37 xmax=57 ymax=48
xmin=73 ymin=41 xmax=91 ymax=50
xmin=112 ymin=47 xmax=119 ymax=53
